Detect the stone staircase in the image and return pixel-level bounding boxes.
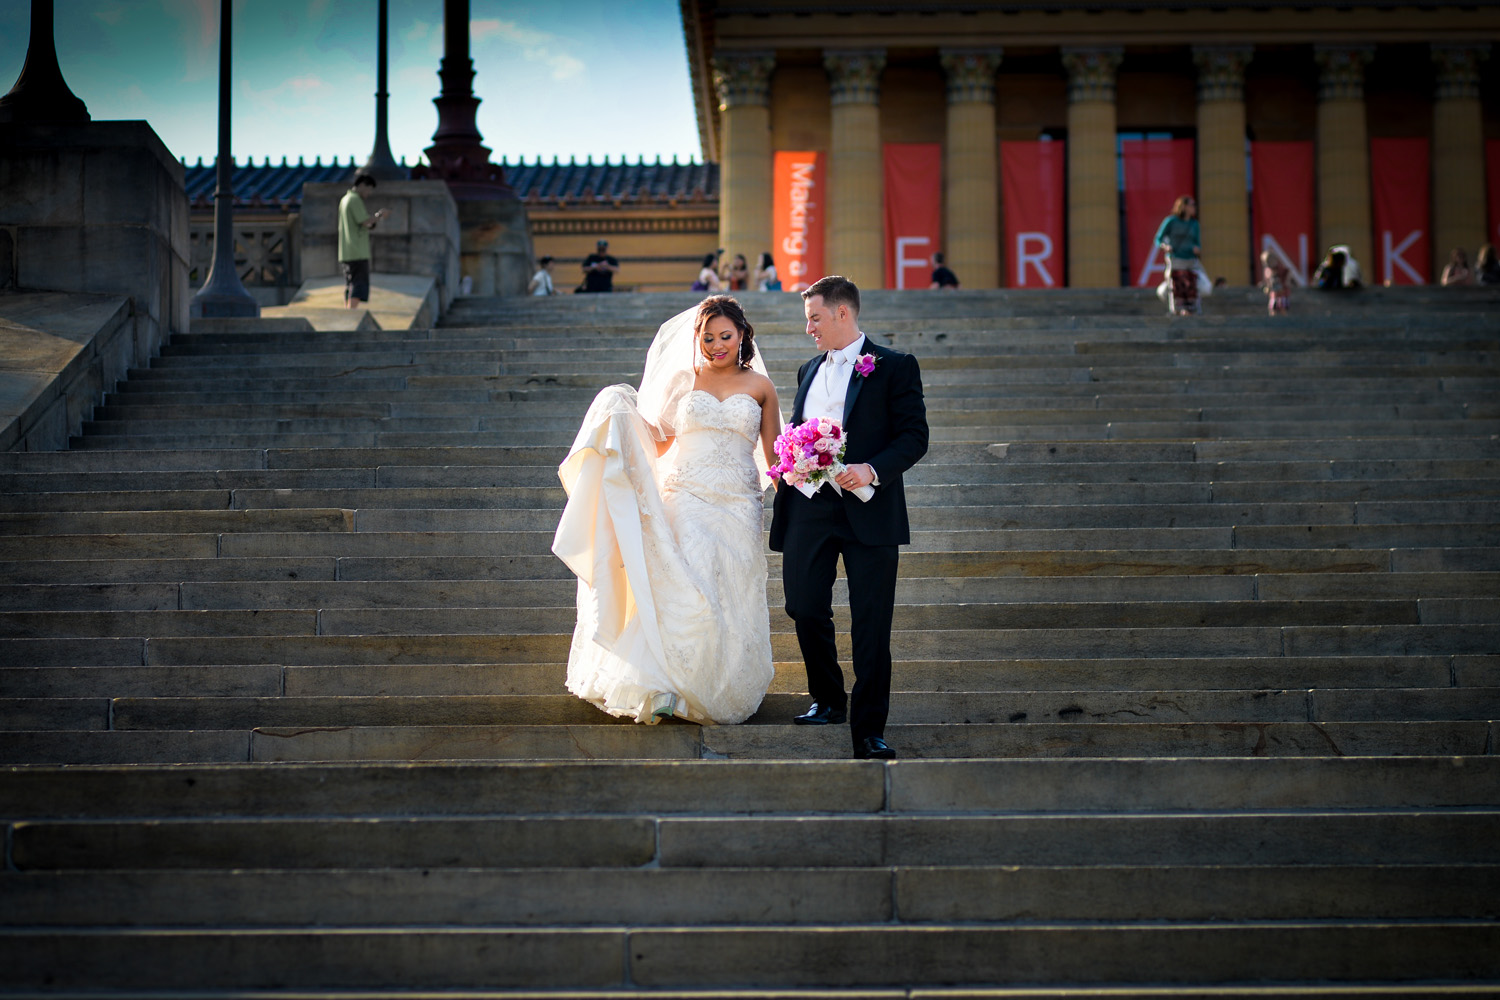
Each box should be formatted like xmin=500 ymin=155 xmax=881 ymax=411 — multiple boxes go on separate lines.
xmin=1 ymin=286 xmax=1498 ymax=994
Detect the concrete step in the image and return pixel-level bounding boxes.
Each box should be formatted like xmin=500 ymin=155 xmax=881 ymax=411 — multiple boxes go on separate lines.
xmin=3 ymin=572 xmax=1496 ymax=614
xmin=12 ymin=686 xmax=1473 ymax=732
xmin=4 ymin=757 xmax=1491 ymax=816
xmin=6 ymin=864 xmax=1494 ymax=928
xmin=2 ymin=718 xmax=1492 ymax=764
xmin=2 ymin=922 xmax=1497 ymax=991
xmin=11 ymin=809 xmax=1499 ymax=870
xmin=6 ymin=654 xmax=1478 ymax=699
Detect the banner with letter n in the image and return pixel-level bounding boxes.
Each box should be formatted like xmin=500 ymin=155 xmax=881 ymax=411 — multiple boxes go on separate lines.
xmin=882 ymin=143 xmax=943 ymax=290
xmin=1487 ymin=139 xmax=1500 ymax=250
xmin=773 ymin=151 xmax=826 ymax=292
xmin=1121 ymin=137 xmax=1196 ymax=287
xmin=1001 ymin=139 xmax=1066 ymax=288
xmin=1250 ymin=141 xmax=1315 ymax=286
xmin=1371 ymin=137 xmax=1430 ymax=285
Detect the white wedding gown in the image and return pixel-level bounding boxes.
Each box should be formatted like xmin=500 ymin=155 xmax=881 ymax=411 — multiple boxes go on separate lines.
xmin=553 ymin=385 xmax=774 ymax=724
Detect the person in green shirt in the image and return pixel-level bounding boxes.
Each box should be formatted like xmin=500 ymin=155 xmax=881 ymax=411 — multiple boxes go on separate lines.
xmin=338 ymin=174 xmax=388 ymax=308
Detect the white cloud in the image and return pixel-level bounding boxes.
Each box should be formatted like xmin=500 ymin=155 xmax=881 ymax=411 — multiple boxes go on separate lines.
xmin=468 ymin=17 xmax=586 ymax=83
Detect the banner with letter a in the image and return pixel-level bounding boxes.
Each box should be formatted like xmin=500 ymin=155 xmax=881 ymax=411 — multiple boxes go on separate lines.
xmin=1371 ymin=137 xmax=1430 ymax=285
xmin=1487 ymin=139 xmax=1500 ymax=249
xmin=882 ymin=143 xmax=943 ymax=290
xmin=773 ymin=151 xmax=826 ymax=292
xmin=1001 ymin=139 xmax=1066 ymax=288
xmin=1121 ymin=137 xmax=1196 ymax=287
xmin=1250 ymin=141 xmax=1315 ymax=286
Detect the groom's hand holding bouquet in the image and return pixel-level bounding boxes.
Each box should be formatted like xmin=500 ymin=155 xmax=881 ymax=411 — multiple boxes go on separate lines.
xmin=768 ymin=416 xmax=875 ymax=501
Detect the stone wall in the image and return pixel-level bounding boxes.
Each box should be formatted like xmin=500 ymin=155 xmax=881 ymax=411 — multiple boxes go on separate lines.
xmin=0 ymin=120 xmax=190 ymax=376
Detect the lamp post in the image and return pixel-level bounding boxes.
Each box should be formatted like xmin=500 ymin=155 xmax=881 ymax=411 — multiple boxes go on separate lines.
xmin=191 ymin=0 xmax=259 ymax=319
xmin=0 ymin=0 xmax=90 ymax=123
xmin=420 ymin=0 xmax=514 ymax=199
xmin=361 ymin=0 xmax=404 ymax=181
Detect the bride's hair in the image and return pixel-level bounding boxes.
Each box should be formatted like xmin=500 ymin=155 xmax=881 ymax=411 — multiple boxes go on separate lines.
xmin=694 ymin=295 xmax=756 ymax=367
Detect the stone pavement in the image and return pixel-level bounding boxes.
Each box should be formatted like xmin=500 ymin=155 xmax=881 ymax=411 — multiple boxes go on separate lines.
xmin=0 ymin=286 xmax=1497 ymax=994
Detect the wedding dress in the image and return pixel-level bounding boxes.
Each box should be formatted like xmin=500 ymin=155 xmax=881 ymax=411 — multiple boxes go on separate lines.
xmin=552 ymin=311 xmax=775 ymax=725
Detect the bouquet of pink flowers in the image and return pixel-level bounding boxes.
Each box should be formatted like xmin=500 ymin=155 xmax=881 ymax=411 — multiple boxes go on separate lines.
xmin=767 ymin=417 xmax=874 ymax=501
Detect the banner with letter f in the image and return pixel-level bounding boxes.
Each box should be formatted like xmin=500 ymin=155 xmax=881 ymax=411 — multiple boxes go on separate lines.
xmin=882 ymin=143 xmax=943 ymax=290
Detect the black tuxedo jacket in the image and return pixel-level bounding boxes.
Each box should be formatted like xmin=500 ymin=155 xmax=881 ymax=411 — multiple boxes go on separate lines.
xmin=768 ymin=339 xmax=928 ymax=550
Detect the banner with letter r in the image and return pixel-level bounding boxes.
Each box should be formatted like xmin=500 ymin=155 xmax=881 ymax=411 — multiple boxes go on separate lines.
xmin=1001 ymin=139 xmax=1066 ymax=288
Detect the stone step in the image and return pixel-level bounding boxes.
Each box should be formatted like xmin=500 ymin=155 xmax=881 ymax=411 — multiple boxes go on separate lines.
xmin=4 ymin=757 xmax=1491 ymax=816
xmin=1 ymin=686 xmax=1471 ymax=732
xmin=11 ymin=594 xmax=1495 ymax=641
xmin=0 ymin=546 xmax=1417 ymax=585
xmin=19 ymin=458 xmax=1494 ymax=493
xmin=66 ymin=419 xmax=1500 ymax=452
xmin=8 ymin=654 xmax=1484 ymax=699
xmin=6 ymin=864 xmax=1495 ymax=928
xmin=3 ymin=571 xmax=1496 ymax=613
xmin=2 ymin=922 xmax=1497 ymax=991
xmin=4 ymin=479 xmax=1497 ymax=516
xmin=90 ymin=400 xmax=1492 ymax=429
xmin=10 ymin=808 xmax=1499 ymax=869
xmin=3 ymin=718 xmax=1492 ymax=764
xmin=4 ymin=524 xmax=1489 ymax=568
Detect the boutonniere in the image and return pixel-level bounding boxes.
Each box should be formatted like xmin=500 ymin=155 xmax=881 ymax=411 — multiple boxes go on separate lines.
xmin=853 ymin=353 xmax=877 ymax=378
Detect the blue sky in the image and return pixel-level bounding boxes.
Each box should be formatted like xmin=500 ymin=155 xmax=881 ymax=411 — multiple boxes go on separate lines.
xmin=0 ymin=0 xmax=703 ymax=166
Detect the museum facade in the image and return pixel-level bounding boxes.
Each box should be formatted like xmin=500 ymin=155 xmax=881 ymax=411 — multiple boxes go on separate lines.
xmin=683 ymin=1 xmax=1500 ymax=290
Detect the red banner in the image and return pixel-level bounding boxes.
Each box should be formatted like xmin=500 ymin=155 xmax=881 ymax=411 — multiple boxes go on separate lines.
xmin=1250 ymin=141 xmax=1316 ymax=286
xmin=772 ymin=151 xmax=825 ymax=293
xmin=1122 ymin=138 xmax=1196 ymax=287
xmin=1371 ymin=137 xmax=1430 ymax=285
xmin=882 ymin=143 xmax=943 ymax=290
xmin=1487 ymin=139 xmax=1500 ymax=251
xmin=1001 ymin=139 xmax=1066 ymax=288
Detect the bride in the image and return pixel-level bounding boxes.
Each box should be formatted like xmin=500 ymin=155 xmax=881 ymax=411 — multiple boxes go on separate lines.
xmin=552 ymin=296 xmax=782 ymax=724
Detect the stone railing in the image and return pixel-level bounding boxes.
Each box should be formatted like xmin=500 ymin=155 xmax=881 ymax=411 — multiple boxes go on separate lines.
xmin=188 ymin=215 xmax=301 ymax=303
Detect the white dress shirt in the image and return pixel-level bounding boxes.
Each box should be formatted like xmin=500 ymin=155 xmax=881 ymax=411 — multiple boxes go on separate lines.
xmin=798 ymin=335 xmax=877 ymax=497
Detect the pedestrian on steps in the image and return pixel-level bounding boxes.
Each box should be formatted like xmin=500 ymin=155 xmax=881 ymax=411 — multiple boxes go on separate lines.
xmin=1153 ymin=196 xmax=1201 ymax=316
xmin=338 ymin=173 xmax=388 ymax=309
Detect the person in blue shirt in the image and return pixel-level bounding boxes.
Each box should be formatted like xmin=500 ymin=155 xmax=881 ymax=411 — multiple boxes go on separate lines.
xmin=1154 ymin=196 xmax=1201 ymax=315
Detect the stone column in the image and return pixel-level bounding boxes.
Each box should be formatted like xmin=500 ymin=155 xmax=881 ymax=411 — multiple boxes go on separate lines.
xmin=1430 ymin=43 xmax=1490 ymax=275
xmin=712 ymin=52 xmax=775 ymax=276
xmin=1314 ymin=45 xmax=1374 ymax=271
xmin=940 ymin=49 xmax=1003 ymax=289
xmin=1062 ymin=47 xmax=1123 ymax=287
xmin=824 ymin=49 xmax=887 ymax=288
xmin=1193 ymin=46 xmax=1252 ymax=284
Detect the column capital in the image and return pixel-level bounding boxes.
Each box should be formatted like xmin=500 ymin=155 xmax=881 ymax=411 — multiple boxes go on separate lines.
xmin=940 ymin=48 xmax=1003 ymax=104
xmin=712 ymin=52 xmax=776 ymax=110
xmin=1314 ymin=44 xmax=1374 ymax=101
xmin=1431 ymin=42 xmax=1490 ymax=100
xmin=824 ymin=49 xmax=886 ymax=106
xmin=1192 ymin=45 xmax=1253 ymax=103
xmin=1062 ymin=47 xmax=1123 ymax=104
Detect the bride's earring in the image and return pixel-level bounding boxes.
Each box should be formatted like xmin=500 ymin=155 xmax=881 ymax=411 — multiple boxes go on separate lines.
xmin=738 ymin=340 xmax=747 ymax=366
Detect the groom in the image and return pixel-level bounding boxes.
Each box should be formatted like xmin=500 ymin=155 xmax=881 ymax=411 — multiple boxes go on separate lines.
xmin=769 ymin=275 xmax=929 ymax=760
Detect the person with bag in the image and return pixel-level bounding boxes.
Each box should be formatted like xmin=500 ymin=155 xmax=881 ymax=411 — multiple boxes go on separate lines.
xmin=1153 ymin=195 xmax=1202 ymax=316
xmin=692 ymin=253 xmax=723 ymax=292
xmin=755 ymin=252 xmax=782 ymax=291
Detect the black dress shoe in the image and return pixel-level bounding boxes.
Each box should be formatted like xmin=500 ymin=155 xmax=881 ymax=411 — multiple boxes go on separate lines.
xmin=793 ymin=701 xmax=846 ymax=725
xmin=854 ymin=736 xmax=896 ymax=760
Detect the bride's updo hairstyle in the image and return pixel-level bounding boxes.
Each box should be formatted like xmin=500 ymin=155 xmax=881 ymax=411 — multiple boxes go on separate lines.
xmin=695 ymin=294 xmax=756 ymax=367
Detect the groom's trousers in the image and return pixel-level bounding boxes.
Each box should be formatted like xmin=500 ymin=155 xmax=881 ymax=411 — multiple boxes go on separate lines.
xmin=781 ymin=487 xmax=900 ymax=747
